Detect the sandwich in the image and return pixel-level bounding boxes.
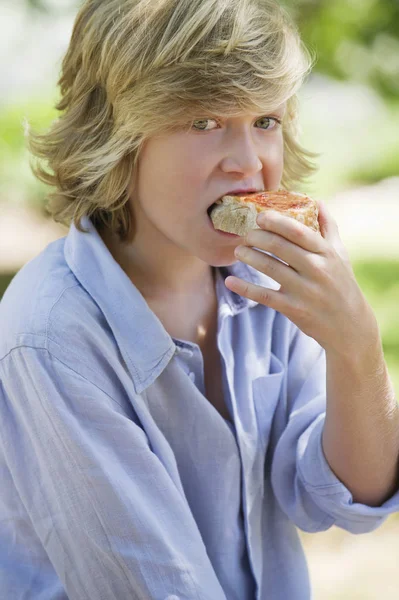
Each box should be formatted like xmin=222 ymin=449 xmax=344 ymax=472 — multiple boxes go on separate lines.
xmin=208 ymin=190 xmax=320 ymax=237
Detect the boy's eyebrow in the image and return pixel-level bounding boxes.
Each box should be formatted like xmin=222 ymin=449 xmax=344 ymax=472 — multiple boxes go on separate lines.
xmin=235 ymin=109 xmax=287 ymax=119
xmin=267 ymin=105 xmax=286 ymax=116
xmin=192 ymin=105 xmax=287 ymax=120
xmin=244 ymin=104 xmax=287 ymax=118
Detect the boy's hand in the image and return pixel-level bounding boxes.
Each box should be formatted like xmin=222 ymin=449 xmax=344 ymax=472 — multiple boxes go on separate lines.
xmin=225 ymin=200 xmax=379 ymax=358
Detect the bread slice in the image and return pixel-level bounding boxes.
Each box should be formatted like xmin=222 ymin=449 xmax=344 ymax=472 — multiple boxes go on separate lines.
xmin=209 ymin=190 xmax=320 ymax=237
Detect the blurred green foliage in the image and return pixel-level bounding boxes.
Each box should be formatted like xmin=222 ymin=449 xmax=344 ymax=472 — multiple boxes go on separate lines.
xmin=354 ymin=261 xmax=399 ymax=360
xmin=286 ymin=0 xmax=399 ymax=100
xmin=354 ymin=261 xmax=399 ymax=399
xmin=0 ymin=96 xmax=59 ymax=213
xmin=299 ymin=100 xmax=399 ymax=198
xmin=0 ymin=275 xmax=13 ymax=298
xmin=0 ymin=98 xmax=57 ymax=155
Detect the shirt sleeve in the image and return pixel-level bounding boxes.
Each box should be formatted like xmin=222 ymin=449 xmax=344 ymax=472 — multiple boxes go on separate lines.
xmin=270 ymin=326 xmax=399 ymax=534
xmin=0 ymin=346 xmax=227 ymax=600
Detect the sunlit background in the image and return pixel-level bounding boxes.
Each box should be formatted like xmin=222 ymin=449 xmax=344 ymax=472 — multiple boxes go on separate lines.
xmin=1 ymin=1 xmax=398 ymax=598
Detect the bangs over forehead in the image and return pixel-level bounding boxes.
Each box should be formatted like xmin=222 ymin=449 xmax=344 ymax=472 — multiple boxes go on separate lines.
xmin=106 ymin=0 xmax=313 ymax=133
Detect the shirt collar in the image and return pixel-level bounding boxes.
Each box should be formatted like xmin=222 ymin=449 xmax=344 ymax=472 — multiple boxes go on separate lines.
xmin=64 ymin=215 xmax=278 ymax=393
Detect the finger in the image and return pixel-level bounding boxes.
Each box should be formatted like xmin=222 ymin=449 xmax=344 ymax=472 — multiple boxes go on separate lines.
xmin=234 ymin=245 xmax=301 ymax=289
xmin=225 ymin=276 xmax=289 ymax=312
xmin=242 ymin=228 xmax=313 ymax=275
xmin=256 ymin=210 xmax=326 ymax=254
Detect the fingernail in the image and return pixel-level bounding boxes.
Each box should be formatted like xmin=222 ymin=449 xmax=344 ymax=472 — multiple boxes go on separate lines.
xmin=234 ymin=246 xmax=244 ymax=258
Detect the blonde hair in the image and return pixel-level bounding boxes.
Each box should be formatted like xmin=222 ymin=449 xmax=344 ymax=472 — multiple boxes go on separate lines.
xmin=26 ymin=0 xmax=318 ymax=243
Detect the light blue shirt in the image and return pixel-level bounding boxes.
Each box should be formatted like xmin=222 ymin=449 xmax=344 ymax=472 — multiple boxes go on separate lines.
xmin=1 ymin=215 xmax=398 ymax=600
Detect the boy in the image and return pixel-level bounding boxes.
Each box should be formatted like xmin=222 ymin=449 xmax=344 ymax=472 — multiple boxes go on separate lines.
xmin=1 ymin=0 xmax=398 ymax=598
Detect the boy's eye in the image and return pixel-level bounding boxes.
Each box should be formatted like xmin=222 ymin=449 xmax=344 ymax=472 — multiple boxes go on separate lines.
xmin=191 ymin=116 xmax=281 ymax=132
xmin=256 ymin=117 xmax=281 ymax=130
xmin=192 ymin=118 xmax=218 ymax=131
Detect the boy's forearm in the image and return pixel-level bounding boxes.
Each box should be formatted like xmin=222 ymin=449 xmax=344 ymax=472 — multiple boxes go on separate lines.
xmin=322 ymin=335 xmax=399 ymax=507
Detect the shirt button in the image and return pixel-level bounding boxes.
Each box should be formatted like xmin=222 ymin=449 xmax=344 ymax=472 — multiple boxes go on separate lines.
xmin=189 ymin=372 xmax=195 ymax=382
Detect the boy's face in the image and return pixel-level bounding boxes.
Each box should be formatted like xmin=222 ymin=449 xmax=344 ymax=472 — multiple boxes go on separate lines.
xmin=129 ymin=105 xmax=286 ymax=266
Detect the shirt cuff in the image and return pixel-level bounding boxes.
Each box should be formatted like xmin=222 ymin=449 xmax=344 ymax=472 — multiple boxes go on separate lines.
xmin=296 ymin=415 xmax=399 ymax=533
